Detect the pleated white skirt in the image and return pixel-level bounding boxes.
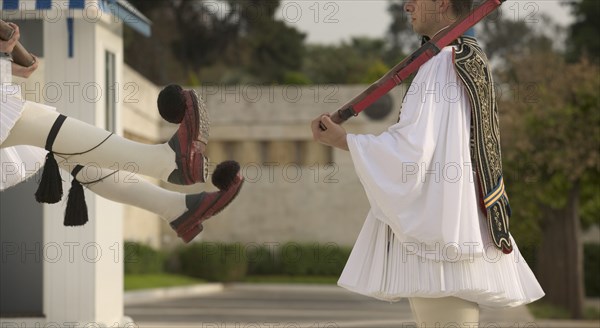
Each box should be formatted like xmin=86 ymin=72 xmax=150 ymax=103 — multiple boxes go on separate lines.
xmin=338 ymin=208 xmax=545 ymax=308
xmin=0 ymin=88 xmax=49 ymax=191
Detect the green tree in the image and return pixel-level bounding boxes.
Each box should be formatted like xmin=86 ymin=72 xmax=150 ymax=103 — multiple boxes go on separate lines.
xmin=477 ymin=8 xmax=554 ymax=63
xmin=124 ymin=0 xmax=305 ymax=85
xmin=241 ymin=13 xmax=306 ymax=83
xmin=566 ymin=0 xmax=600 ymax=63
xmin=475 ymin=6 xmax=600 ymax=318
xmin=302 ymin=37 xmax=390 ymax=84
xmin=303 ymin=44 xmax=355 ymax=83
xmin=499 ymin=51 xmax=600 ymax=319
xmin=123 ymin=0 xmax=186 ymax=84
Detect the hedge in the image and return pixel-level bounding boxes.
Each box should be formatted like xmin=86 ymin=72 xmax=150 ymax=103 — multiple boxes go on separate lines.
xmin=178 ymin=243 xmax=248 ymax=282
xmin=123 ymin=241 xmax=165 ymax=274
xmin=278 ymin=242 xmax=351 ymax=276
xmin=123 ymin=241 xmax=600 ymax=296
xmin=245 ymin=244 xmax=282 ymax=275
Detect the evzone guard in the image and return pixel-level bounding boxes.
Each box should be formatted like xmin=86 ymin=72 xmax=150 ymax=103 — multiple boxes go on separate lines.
xmin=0 ymin=21 xmax=243 ymax=243
xmin=312 ymin=0 xmax=544 ymax=325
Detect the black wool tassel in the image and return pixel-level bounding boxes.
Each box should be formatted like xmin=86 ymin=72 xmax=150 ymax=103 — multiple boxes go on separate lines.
xmin=35 ymin=114 xmax=68 ymax=204
xmin=64 ymin=166 xmax=88 ymax=227
xmin=34 ymin=151 xmax=63 ymax=204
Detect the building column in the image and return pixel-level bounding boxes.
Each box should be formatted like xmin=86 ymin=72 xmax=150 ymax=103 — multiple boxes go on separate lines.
xmin=40 ymin=18 xmax=129 ymax=327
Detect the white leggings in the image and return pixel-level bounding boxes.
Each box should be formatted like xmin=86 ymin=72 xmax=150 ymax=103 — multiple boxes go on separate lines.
xmin=409 ymin=297 xmax=480 ymax=327
xmin=57 ymin=161 xmax=187 ymax=221
xmin=1 ymin=101 xmax=176 ymax=181
xmin=1 ymin=101 xmax=189 ymax=221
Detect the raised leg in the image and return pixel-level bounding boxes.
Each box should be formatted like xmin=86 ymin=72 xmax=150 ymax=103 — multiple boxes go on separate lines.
xmin=57 ymin=159 xmax=187 ymax=221
xmin=1 ymin=101 xmax=177 ymax=182
xmin=55 ymin=160 xmax=244 ymax=243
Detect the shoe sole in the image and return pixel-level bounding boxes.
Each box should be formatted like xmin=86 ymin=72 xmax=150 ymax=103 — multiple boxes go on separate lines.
xmin=181 ymin=224 xmax=204 ymax=243
xmin=177 ymin=177 xmax=245 ymax=243
xmin=168 ymin=90 xmax=204 ymax=185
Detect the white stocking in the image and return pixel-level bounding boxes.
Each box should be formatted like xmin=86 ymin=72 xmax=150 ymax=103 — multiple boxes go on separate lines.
xmin=57 ymin=159 xmax=187 ymax=222
xmin=409 ymin=296 xmax=480 ymax=327
xmin=1 ymin=101 xmax=177 ymax=182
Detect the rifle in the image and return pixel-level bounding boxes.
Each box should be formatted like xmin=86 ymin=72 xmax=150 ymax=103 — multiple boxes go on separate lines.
xmin=320 ymin=0 xmax=506 ymax=130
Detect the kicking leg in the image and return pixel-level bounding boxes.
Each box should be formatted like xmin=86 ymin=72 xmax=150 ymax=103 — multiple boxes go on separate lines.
xmin=58 ymin=160 xmax=187 ymax=220
xmin=1 ymin=85 xmax=210 ymax=185
xmin=2 ymin=102 xmax=177 ymax=181
xmin=57 ymin=160 xmax=244 ymax=243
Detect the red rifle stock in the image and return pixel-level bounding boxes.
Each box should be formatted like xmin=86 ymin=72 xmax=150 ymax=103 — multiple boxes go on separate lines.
xmin=320 ymin=0 xmax=505 ymax=129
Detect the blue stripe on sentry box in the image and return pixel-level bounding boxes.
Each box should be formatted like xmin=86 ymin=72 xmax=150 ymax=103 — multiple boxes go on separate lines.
xmin=3 ymin=0 xmax=19 ymax=10
xmin=69 ymin=0 xmax=86 ymax=9
xmin=36 ymin=0 xmax=52 ymax=9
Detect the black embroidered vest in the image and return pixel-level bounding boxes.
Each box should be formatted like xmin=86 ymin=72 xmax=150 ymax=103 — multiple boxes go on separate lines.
xmin=400 ymin=36 xmax=513 ymax=253
xmin=453 ymin=36 xmax=513 ymax=254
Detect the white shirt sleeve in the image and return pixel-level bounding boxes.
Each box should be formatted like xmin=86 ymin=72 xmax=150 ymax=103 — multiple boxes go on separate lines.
xmin=347 ymin=47 xmax=484 ymax=250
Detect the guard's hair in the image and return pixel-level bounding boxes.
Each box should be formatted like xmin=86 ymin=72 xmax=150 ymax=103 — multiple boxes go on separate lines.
xmin=450 ymin=0 xmax=473 ymax=17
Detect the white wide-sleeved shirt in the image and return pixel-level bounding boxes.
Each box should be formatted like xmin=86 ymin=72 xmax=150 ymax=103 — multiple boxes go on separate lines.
xmin=338 ymin=46 xmax=545 ymax=307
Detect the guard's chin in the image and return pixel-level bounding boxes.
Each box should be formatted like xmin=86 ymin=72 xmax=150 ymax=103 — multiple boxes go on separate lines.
xmin=413 ymin=27 xmax=428 ymax=39
xmin=409 ymin=23 xmax=420 ymax=35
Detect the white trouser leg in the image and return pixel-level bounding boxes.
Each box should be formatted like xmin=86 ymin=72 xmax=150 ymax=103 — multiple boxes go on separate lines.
xmin=1 ymin=101 xmax=177 ymax=181
xmin=409 ymin=296 xmax=480 ymax=328
xmin=58 ymin=160 xmax=187 ymax=222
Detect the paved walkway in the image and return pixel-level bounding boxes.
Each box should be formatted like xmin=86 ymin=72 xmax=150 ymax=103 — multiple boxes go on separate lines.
xmin=124 ymin=283 xmax=560 ymax=328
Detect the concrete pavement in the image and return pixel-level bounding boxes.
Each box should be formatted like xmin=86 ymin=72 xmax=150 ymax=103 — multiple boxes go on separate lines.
xmin=124 ymin=283 xmax=549 ymax=328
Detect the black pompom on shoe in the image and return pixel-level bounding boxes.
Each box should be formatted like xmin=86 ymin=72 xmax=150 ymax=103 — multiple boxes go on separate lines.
xmin=212 ymin=161 xmax=241 ymax=191
xmin=157 ymin=84 xmax=186 ymax=124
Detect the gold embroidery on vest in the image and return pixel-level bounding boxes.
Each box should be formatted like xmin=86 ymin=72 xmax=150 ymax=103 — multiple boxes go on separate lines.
xmin=464 ymin=55 xmax=501 ymax=178
xmin=454 ymin=37 xmax=513 ymax=253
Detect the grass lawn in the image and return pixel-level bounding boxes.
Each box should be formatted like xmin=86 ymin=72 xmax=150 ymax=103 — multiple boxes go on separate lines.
xmin=243 ymin=275 xmax=339 ymax=284
xmin=124 ymin=274 xmax=206 ymax=291
xmin=527 ymin=301 xmax=600 ymax=320
xmin=527 ymin=302 xmax=570 ymax=319
xmin=125 ymin=274 xmax=339 ymax=290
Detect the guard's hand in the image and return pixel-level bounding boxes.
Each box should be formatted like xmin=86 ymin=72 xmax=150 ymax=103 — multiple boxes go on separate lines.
xmin=12 ymin=54 xmax=38 ymax=78
xmin=311 ymin=114 xmax=349 ymax=151
xmin=0 ymin=22 xmax=19 ymax=54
